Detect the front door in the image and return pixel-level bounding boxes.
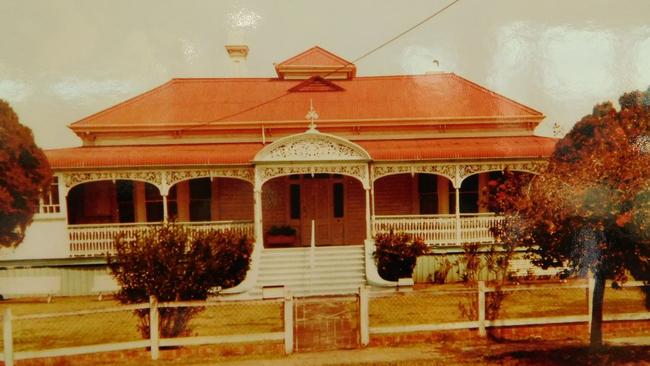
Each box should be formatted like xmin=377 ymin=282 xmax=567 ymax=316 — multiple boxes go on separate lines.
xmin=300 ymin=175 xmax=345 ymax=245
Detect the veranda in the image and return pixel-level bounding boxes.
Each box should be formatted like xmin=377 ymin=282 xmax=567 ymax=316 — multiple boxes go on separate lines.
xmin=51 ymin=157 xmax=543 ymax=257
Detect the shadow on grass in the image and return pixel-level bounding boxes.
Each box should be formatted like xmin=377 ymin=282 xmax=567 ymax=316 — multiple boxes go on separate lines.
xmin=486 ymin=345 xmax=650 ymax=365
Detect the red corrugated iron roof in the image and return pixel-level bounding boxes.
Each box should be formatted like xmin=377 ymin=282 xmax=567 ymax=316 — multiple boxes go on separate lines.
xmin=69 ymin=73 xmax=543 ymax=131
xmin=45 ymin=143 xmax=263 ymax=169
xmin=358 ymin=136 xmax=557 ymax=161
xmin=45 ymin=137 xmax=556 ymax=169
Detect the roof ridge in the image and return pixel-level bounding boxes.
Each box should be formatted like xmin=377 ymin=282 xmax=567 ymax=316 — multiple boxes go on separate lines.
xmin=157 ymin=74 xmax=456 ymax=83
xmin=170 ymin=77 xmax=278 ymax=82
xmin=343 ymin=73 xmax=454 ymax=80
xmin=448 ymin=74 xmax=544 ymax=117
xmin=69 ymin=80 xmax=177 ymax=127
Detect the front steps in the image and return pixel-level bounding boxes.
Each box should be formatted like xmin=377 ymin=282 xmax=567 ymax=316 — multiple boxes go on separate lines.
xmin=247 ymin=245 xmax=366 ymax=298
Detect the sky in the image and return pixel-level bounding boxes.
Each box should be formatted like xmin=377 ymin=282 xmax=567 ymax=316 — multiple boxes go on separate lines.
xmin=1 ymin=0 xmax=649 ymax=149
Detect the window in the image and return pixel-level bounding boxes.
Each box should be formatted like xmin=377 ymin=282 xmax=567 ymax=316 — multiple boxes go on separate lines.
xmin=290 ymin=184 xmax=301 ymax=219
xmin=189 ymin=178 xmax=212 ymax=221
xmin=145 ymin=184 xmax=177 ymax=222
xmin=116 ymin=180 xmax=135 ymax=223
xmin=38 ymin=176 xmax=60 ymax=214
xmin=333 ymin=183 xmax=344 ymax=218
xmin=418 ymin=174 xmax=438 ymax=214
xmin=449 ymin=175 xmax=479 ymax=213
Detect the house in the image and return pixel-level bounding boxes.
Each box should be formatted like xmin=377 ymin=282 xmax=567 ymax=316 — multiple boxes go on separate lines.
xmin=0 ymin=46 xmax=556 ymax=297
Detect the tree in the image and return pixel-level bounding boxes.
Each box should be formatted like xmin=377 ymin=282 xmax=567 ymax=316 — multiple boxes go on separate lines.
xmin=108 ymin=223 xmax=253 ymax=338
xmin=0 ymin=99 xmax=52 ymax=247
xmin=488 ymin=88 xmax=650 ymax=348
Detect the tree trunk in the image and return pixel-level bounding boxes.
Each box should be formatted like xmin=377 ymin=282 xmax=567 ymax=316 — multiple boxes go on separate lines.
xmin=590 ymin=271 xmax=606 ymax=348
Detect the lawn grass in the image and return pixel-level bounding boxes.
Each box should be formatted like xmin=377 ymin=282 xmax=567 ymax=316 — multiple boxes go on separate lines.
xmin=369 ymin=281 xmax=649 ymax=326
xmin=187 ymin=301 xmax=283 ymax=336
xmin=0 ymin=280 xmax=647 ymax=353
xmin=369 ymin=286 xmax=475 ymax=326
xmin=0 ymin=296 xmax=283 ymax=352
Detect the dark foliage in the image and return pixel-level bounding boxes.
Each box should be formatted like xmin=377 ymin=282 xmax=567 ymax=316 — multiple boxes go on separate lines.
xmin=108 ymin=223 xmax=253 ymax=338
xmin=0 ymin=99 xmax=51 ymax=247
xmin=486 ymin=87 xmax=650 ymax=347
xmin=374 ymin=230 xmax=429 ymax=281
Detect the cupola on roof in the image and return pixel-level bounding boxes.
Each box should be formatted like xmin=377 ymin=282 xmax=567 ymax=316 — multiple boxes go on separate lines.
xmin=275 ymin=46 xmax=356 ymax=80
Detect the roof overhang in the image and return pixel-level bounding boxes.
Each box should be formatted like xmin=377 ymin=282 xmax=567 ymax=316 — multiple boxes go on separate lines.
xmin=44 ymin=136 xmax=557 ymax=170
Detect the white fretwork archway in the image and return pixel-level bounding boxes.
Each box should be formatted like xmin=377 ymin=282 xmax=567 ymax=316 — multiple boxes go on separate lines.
xmin=253 ymin=130 xmax=371 ymax=189
xmin=252 ymin=129 xmax=373 ymax=248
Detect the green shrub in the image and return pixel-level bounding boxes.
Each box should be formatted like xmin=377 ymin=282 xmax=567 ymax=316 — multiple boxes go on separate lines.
xmin=374 ymin=230 xmax=429 ymax=281
xmin=108 ymin=222 xmax=253 ymax=338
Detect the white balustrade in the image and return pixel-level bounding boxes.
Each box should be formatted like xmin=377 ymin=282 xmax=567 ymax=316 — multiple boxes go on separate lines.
xmin=68 ymin=221 xmax=255 ymax=257
xmin=460 ymin=214 xmax=503 ymax=244
xmin=372 ymin=214 xmax=504 ymax=247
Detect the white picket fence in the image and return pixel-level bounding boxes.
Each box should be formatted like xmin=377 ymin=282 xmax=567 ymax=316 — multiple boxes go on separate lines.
xmin=1 ymin=281 xmax=649 ymax=364
xmin=0 ymin=295 xmax=288 ymax=366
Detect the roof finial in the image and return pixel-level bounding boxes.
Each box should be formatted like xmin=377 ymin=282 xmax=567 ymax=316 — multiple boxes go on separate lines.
xmin=306 ymin=99 xmax=319 ymax=132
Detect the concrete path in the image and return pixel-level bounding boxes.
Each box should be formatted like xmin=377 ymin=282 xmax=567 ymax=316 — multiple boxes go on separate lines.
xmin=608 ymin=336 xmax=650 ymax=346
xmin=210 ymin=345 xmax=452 ymax=366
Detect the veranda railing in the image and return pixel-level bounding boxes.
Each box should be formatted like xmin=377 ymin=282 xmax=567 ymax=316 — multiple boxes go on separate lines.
xmin=68 ymin=220 xmax=255 ymax=257
xmin=372 ymin=213 xmax=504 ymax=246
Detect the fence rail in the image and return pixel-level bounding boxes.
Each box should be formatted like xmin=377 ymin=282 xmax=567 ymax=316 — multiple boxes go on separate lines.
xmin=367 ymin=280 xmax=650 ymax=338
xmin=372 ymin=214 xmax=504 ymax=246
xmin=68 ymin=220 xmax=255 ymax=257
xmin=2 ymin=281 xmax=649 ymax=365
xmin=1 ymin=294 xmax=287 ymax=366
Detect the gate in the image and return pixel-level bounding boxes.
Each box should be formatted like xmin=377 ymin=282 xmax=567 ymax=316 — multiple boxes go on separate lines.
xmin=293 ymin=295 xmax=360 ymax=352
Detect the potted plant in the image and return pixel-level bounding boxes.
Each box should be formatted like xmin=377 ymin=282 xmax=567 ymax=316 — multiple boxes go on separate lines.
xmin=266 ymin=225 xmax=297 ymax=247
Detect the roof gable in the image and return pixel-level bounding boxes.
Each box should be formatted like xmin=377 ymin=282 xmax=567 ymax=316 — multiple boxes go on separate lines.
xmin=288 ymin=76 xmax=345 ymax=93
xmin=275 ymin=46 xmax=356 ymax=80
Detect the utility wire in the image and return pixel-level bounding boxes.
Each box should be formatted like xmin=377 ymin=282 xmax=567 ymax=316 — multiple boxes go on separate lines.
xmin=131 ymin=0 xmax=462 ymax=139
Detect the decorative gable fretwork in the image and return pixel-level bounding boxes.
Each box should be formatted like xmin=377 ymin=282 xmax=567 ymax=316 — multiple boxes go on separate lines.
xmin=62 ymin=170 xmax=163 ymax=194
xmin=457 ymin=160 xmax=548 ymax=184
xmin=163 ymin=167 xmax=255 ymax=190
xmin=372 ymin=160 xmax=548 ymax=188
xmin=254 ymin=131 xmax=371 ymax=163
xmin=372 ymin=164 xmax=456 ymax=184
xmin=257 ymin=163 xmax=369 ymax=189
xmin=61 ymin=166 xmax=254 ymax=195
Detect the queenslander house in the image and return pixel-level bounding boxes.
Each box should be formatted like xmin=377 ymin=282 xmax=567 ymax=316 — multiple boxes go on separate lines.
xmin=0 ymin=46 xmax=556 ymax=298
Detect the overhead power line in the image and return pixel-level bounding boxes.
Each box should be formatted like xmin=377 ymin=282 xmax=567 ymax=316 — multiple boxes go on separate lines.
xmin=136 ymin=0 xmax=462 ymax=138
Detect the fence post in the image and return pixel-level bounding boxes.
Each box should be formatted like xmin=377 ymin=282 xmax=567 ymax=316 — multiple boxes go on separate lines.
xmin=359 ymin=286 xmax=369 ymax=346
xmin=3 ymin=308 xmax=13 ymax=366
xmin=284 ymin=289 xmax=294 ymax=354
xmin=587 ymin=274 xmax=594 ymax=334
xmin=478 ymin=281 xmax=486 ymax=337
xmin=149 ymin=295 xmax=159 ymax=360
